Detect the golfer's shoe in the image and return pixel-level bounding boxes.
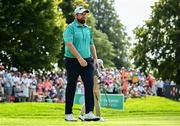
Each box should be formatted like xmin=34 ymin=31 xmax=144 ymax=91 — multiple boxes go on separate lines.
xmin=78 ymin=115 xmax=84 ymax=121
xmin=65 ymin=114 xmax=77 ymax=121
xmin=83 ymin=111 xmax=100 ymax=121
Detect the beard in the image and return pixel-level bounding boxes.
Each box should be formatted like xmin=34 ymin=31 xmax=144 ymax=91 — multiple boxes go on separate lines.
xmin=77 ymin=19 xmax=85 ymax=24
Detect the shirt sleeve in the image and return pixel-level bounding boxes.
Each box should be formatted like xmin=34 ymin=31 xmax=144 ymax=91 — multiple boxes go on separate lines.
xmin=63 ymin=25 xmax=73 ymax=43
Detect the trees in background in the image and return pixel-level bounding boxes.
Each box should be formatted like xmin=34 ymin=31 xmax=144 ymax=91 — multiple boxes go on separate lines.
xmin=0 ymin=0 xmax=66 ymax=71
xmin=87 ymin=15 xmax=115 ymax=66
xmin=3 ymin=0 xmax=179 ymax=83
xmin=59 ymin=0 xmax=75 ymax=24
xmin=87 ymin=0 xmax=130 ymax=68
xmin=0 ymin=0 xmax=116 ymax=71
xmin=133 ymin=0 xmax=180 ymax=84
xmin=59 ymin=0 xmax=88 ymax=24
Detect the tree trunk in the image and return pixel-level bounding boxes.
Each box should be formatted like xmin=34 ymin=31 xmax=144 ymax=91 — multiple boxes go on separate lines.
xmin=176 ymin=69 xmax=180 ymax=85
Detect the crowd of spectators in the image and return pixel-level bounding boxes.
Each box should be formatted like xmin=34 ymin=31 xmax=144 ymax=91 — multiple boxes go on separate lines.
xmin=95 ymin=67 xmax=176 ymax=98
xmin=0 ymin=66 xmax=176 ymax=103
xmin=0 ymin=66 xmax=67 ymax=102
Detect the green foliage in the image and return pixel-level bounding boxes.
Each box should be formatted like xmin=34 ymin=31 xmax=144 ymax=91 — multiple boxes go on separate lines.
xmin=59 ymin=0 xmax=75 ymax=24
xmin=87 ymin=0 xmax=131 ymax=68
xmin=93 ymin=29 xmax=115 ymax=66
xmin=133 ymin=0 xmax=180 ymax=84
xmin=87 ymin=15 xmax=115 ymax=66
xmin=0 ymin=0 xmax=66 ymax=72
xmin=59 ymin=0 xmax=88 ymax=24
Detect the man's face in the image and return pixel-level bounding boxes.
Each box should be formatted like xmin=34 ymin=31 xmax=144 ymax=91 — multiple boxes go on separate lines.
xmin=76 ymin=12 xmax=88 ymax=24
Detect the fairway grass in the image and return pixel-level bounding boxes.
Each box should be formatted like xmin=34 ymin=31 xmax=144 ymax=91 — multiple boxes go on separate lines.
xmin=0 ymin=96 xmax=180 ymax=126
xmin=1 ymin=116 xmax=180 ymax=126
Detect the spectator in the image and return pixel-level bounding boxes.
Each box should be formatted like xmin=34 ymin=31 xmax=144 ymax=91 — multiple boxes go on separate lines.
xmin=56 ymin=78 xmax=66 ymax=102
xmin=37 ymin=78 xmax=44 ymax=95
xmin=170 ymin=81 xmax=176 ymax=86
xmin=4 ymin=71 xmax=13 ymax=101
xmin=156 ymin=78 xmax=164 ymax=96
xmin=29 ymin=75 xmax=37 ymax=102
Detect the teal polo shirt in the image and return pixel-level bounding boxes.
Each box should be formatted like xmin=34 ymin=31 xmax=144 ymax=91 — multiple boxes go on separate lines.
xmin=63 ymin=19 xmax=94 ymax=58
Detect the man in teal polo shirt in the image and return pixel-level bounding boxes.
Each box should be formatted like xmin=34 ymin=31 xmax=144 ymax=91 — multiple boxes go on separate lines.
xmin=63 ymin=6 xmax=99 ymax=121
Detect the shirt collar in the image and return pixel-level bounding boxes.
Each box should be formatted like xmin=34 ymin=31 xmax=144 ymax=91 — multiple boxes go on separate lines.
xmin=74 ymin=19 xmax=88 ymax=27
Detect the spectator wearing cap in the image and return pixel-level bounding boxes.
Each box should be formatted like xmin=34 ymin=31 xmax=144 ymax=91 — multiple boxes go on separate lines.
xmin=63 ymin=6 xmax=99 ymax=121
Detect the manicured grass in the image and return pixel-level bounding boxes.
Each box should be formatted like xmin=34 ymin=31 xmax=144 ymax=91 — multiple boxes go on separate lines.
xmin=0 ymin=96 xmax=180 ymax=126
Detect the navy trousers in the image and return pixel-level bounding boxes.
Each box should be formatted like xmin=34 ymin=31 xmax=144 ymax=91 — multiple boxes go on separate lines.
xmin=64 ymin=57 xmax=94 ymax=114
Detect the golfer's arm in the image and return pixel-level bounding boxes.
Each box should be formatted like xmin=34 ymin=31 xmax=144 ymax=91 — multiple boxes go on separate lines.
xmin=66 ymin=42 xmax=82 ymax=60
xmin=90 ymin=44 xmax=98 ymax=60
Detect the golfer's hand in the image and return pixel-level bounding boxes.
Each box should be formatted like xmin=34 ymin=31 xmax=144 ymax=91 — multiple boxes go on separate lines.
xmin=94 ymin=59 xmax=99 ymax=69
xmin=78 ymin=57 xmax=87 ymax=67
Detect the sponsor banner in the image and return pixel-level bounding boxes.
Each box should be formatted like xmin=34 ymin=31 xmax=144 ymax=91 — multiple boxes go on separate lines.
xmin=74 ymin=93 xmax=124 ymax=110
